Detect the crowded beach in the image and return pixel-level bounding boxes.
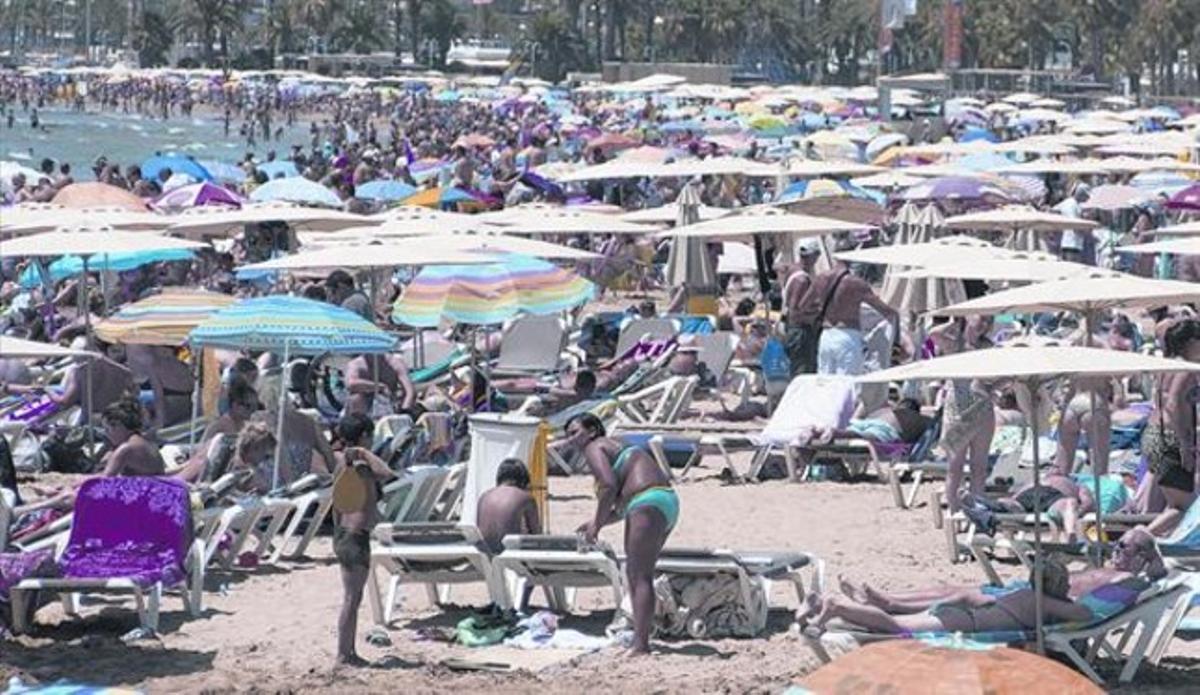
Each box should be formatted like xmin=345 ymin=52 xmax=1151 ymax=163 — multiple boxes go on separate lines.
xmin=2 ymin=67 xmax=1200 ymax=693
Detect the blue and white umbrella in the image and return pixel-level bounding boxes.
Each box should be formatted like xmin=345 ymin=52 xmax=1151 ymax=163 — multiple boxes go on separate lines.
xmin=357 ymin=179 xmax=418 ymax=202
xmin=19 ymin=249 xmax=195 ymax=288
xmin=250 ymin=177 xmax=341 ymax=208
xmin=257 ymin=160 xmax=301 ymax=179
xmin=189 ymin=295 xmax=395 ymax=355
xmin=141 ymin=154 xmax=212 ymax=182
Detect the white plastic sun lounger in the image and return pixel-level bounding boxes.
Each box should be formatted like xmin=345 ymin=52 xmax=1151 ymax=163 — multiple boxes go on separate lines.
xmin=490 ymin=315 xmax=570 ymax=377
xmin=492 ymin=534 xmax=626 ymax=615
xmin=366 ymin=522 xmax=503 ymax=626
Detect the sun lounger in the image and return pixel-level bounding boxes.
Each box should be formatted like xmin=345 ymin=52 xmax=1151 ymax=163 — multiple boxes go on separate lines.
xmin=10 ymin=477 xmax=204 ymax=634
xmin=615 ymin=317 xmax=681 ymax=358
xmin=803 ymin=576 xmax=1189 ymax=685
xmin=379 ymin=465 xmax=452 ymax=524
xmin=366 ymin=522 xmax=504 ymax=626
xmin=492 ymin=534 xmax=625 ymax=615
xmin=490 ymin=315 xmax=569 ymax=377
xmin=264 ymin=473 xmax=336 ymax=562
xmin=428 ymin=463 xmax=468 ymax=522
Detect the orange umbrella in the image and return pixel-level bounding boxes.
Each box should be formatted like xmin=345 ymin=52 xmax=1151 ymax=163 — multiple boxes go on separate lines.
xmin=53 ymin=182 xmax=149 ymax=212
xmin=800 ymin=641 xmax=1103 ymax=694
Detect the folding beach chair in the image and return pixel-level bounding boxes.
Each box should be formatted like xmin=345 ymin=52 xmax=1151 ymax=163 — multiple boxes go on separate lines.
xmin=10 ymin=477 xmax=204 ymax=634
xmin=366 ymin=522 xmax=504 ymax=626
xmin=492 ymin=534 xmax=626 ymax=615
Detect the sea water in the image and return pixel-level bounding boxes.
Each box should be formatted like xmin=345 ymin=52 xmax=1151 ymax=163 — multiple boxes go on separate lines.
xmin=2 ymin=107 xmax=311 ymax=178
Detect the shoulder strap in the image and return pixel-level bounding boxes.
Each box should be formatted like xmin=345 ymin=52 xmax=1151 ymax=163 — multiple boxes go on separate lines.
xmin=815 ymin=270 xmax=850 ymax=326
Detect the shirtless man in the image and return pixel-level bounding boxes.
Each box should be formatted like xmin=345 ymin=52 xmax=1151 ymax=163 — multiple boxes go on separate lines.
xmin=781 ymin=242 xmax=820 ymax=376
xmin=343 ymin=353 xmax=416 ymax=417
xmin=99 ymin=399 xmax=166 ymax=477
xmin=805 ymin=260 xmax=898 ymax=376
xmin=126 ymin=344 xmax=195 ymax=431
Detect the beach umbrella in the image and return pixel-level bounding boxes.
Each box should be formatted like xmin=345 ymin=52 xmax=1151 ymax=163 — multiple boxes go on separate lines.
xmin=453 ymin=133 xmax=495 ymax=149
xmin=660 ymin=206 xmax=872 ymax=240
xmin=860 ymin=343 xmax=1200 ymax=654
xmin=850 ymin=170 xmax=924 ymax=190
xmin=619 ymin=203 xmax=732 ymax=225
xmin=1117 ymin=237 xmax=1200 ymax=256
xmin=934 ymin=275 xmax=1200 ymax=319
xmin=893 ymin=254 xmax=1102 ymax=283
xmin=1 ymin=205 xmax=164 ymax=237
xmin=391 ymin=254 xmax=595 ymax=328
xmin=782 ymin=160 xmax=884 ymax=179
xmin=257 ymin=160 xmax=300 ymax=179
xmin=777 ymin=179 xmax=879 ymax=204
xmin=52 ymin=182 xmax=149 ymax=212
xmin=17 ymin=248 xmax=196 ymax=288
xmin=190 ymin=295 xmax=397 ymax=486
xmin=95 ymin=289 xmax=239 ymax=346
xmin=0 ymin=335 xmax=96 ymax=359
xmin=153 ymin=182 xmax=243 ymax=211
xmin=167 ymin=204 xmax=374 ymax=239
xmin=944 ymin=206 xmax=1099 ymax=233
xmin=1151 ymin=221 xmax=1200 ymax=237
xmin=0 ymin=161 xmax=42 ymax=192
xmin=1130 ymin=170 xmax=1193 ymax=196
xmin=584 ymin=132 xmax=640 ymax=155
xmin=141 ymin=155 xmax=212 ymax=182
xmin=1166 ymin=184 xmax=1200 ymax=212
xmin=357 ymin=180 xmax=418 ymax=203
xmin=250 ymin=178 xmax=341 ymax=207
xmin=198 ymin=160 xmax=248 ymax=184
xmin=492 ymin=210 xmax=658 ymax=236
xmin=776 ymin=179 xmax=886 ymax=225
xmin=664 ymin=181 xmax=719 ymax=299
xmin=839 ymin=235 xmax=1001 ymax=267
xmin=877 ymin=205 xmax=968 ymax=317
xmin=1081 ymin=185 xmax=1154 ymax=212
xmin=799 ymin=641 xmax=1103 ymax=694
xmin=238 ymin=238 xmax=493 ymax=273
xmin=0 ymin=227 xmax=204 ymax=258
xmin=899 ymin=177 xmax=1016 ymax=206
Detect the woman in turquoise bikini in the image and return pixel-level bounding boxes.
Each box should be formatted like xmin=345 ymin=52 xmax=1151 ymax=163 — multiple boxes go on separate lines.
xmin=566 ymin=413 xmax=678 ymax=654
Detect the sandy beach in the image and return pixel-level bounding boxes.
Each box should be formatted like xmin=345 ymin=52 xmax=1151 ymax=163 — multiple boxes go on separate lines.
xmin=4 ymin=457 xmax=1198 ymax=693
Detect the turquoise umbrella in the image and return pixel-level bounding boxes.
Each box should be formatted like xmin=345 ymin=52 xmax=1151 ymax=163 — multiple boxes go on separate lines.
xmin=18 ymin=249 xmax=196 ymax=288
xmin=250 ymin=178 xmax=341 ymax=207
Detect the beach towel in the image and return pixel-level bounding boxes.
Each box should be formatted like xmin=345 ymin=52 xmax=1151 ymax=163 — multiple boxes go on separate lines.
xmin=59 ymin=477 xmax=193 ymax=588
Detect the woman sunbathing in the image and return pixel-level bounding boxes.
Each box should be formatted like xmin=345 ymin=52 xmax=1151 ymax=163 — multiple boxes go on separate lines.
xmin=806 ymin=528 xmax=1165 ymax=635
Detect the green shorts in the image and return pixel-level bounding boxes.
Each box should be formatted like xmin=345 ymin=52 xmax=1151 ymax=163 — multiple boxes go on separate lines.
xmin=625 ymin=486 xmax=680 ymax=532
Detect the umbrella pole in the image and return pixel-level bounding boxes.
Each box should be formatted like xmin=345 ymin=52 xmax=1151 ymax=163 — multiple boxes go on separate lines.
xmin=99 ymin=254 xmax=110 ymax=317
xmin=1084 ymin=309 xmax=1105 ymax=565
xmin=272 ymin=341 xmax=290 ymax=490
xmin=1028 ymin=378 xmax=1046 ymax=655
xmin=81 ymin=257 xmax=93 ymax=349
xmin=189 ymin=352 xmax=200 ymax=448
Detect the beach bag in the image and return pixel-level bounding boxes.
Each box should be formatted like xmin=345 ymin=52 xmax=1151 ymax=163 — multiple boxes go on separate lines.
xmin=41 ymin=426 xmax=95 ymax=474
xmin=785 ymin=270 xmax=849 ymax=376
xmin=7 ymin=429 xmax=47 ymax=473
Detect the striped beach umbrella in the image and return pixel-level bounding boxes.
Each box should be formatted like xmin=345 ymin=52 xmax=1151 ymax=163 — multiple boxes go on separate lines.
xmin=96 ymin=290 xmax=238 ymax=346
xmin=392 ymin=254 xmax=595 ymax=327
xmin=190 ymin=295 xmax=396 ymax=355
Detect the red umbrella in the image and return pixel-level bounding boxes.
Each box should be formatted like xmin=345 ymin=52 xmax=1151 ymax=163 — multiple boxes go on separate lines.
xmin=52 ymin=182 xmax=149 ymax=212
xmin=584 ymin=132 xmax=641 ymax=155
xmin=1166 ymin=183 xmax=1200 ymax=212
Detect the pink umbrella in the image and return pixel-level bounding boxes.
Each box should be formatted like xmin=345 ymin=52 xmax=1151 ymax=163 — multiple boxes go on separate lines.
xmin=1166 ymin=183 xmax=1200 ymax=212
xmin=1082 ymin=184 xmax=1154 ymax=212
xmin=154 ymin=182 xmax=243 ymax=211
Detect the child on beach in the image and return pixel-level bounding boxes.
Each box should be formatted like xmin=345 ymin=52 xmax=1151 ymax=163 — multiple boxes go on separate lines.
xmin=330 ymin=414 xmax=395 ymax=667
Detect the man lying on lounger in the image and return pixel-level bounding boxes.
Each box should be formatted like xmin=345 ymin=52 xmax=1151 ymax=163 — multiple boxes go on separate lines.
xmin=961 ymin=470 xmax=1136 ymax=542
xmin=802 ymin=528 xmax=1166 ymax=635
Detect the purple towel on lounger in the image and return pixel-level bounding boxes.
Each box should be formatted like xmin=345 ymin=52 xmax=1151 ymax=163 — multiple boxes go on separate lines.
xmin=0 ymin=548 xmax=58 ymax=601
xmin=59 ymin=477 xmax=193 ymax=588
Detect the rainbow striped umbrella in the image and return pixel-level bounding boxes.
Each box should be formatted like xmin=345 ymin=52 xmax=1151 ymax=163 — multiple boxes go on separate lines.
xmin=392 ymin=254 xmax=595 ymax=327
xmin=190 ymin=295 xmax=396 ymax=355
xmin=96 ymin=289 xmax=238 ymax=346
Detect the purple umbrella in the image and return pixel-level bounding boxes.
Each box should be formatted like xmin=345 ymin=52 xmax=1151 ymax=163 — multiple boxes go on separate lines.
xmin=899 ymin=176 xmax=1016 ymax=205
xmin=1166 ymin=183 xmax=1200 ymax=212
xmin=154 ymin=182 xmax=243 ymax=211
